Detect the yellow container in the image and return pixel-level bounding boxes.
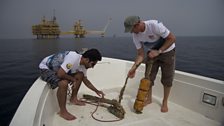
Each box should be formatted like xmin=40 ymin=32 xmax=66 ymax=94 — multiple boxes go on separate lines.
xmin=136 ymin=90 xmax=148 ymax=101
xmin=133 ymin=100 xmax=144 ymax=112
xmin=139 ymin=79 xmax=150 ymax=91
xmin=133 ymin=78 xmax=151 ymax=113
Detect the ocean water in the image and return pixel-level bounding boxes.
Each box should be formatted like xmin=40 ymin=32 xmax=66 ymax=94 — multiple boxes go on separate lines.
xmin=0 ymin=36 xmax=224 ymax=126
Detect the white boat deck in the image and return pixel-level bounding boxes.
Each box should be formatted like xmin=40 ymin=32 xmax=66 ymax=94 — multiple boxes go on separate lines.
xmin=52 ymin=88 xmax=220 ymax=126
xmin=10 ymin=57 xmax=224 ymax=126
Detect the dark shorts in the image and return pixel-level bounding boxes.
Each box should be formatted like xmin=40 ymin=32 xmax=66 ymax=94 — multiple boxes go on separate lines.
xmin=39 ymin=69 xmax=60 ymax=89
xmin=145 ymin=49 xmax=175 ymax=87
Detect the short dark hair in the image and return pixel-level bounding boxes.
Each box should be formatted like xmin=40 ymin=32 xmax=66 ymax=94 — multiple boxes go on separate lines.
xmin=82 ymin=48 xmax=102 ymax=61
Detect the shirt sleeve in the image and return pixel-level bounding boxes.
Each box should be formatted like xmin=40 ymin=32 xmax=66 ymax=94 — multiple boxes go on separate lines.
xmin=132 ymin=34 xmax=142 ymax=49
xmin=152 ymin=21 xmax=170 ymax=38
xmin=60 ymin=53 xmax=78 ymax=73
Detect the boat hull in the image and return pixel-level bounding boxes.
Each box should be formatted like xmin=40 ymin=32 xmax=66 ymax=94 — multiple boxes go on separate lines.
xmin=10 ymin=57 xmax=224 ymax=126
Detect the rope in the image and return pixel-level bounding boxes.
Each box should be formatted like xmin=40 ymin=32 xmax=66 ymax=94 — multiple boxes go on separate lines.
xmin=145 ymin=59 xmax=154 ymax=79
xmin=82 ymin=99 xmax=122 ymax=122
xmin=67 ymin=82 xmax=73 ymax=96
xmin=68 ymin=85 xmax=122 ymax=122
xmin=118 ymin=77 xmax=129 ymax=103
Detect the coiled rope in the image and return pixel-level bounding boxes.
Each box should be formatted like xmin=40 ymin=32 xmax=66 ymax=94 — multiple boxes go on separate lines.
xmin=82 ymin=99 xmax=122 ymax=122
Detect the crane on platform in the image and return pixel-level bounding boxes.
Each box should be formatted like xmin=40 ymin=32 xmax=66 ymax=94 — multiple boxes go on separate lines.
xmin=86 ymin=18 xmax=112 ymax=37
xmin=61 ymin=18 xmax=112 ymax=38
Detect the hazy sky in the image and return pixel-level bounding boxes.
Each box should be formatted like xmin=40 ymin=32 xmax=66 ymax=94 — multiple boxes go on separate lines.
xmin=0 ymin=0 xmax=224 ymax=39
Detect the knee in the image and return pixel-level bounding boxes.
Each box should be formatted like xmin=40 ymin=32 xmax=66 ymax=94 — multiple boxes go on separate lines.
xmin=161 ymin=81 xmax=173 ymax=87
xmin=75 ymin=72 xmax=84 ymax=81
xmin=58 ymin=80 xmax=69 ymax=89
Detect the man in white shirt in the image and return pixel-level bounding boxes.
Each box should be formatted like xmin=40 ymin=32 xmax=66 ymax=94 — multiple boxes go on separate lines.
xmin=39 ymin=48 xmax=104 ymax=120
xmin=124 ymin=16 xmax=176 ymax=112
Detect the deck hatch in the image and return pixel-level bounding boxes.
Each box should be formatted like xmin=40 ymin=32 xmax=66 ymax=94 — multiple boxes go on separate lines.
xmin=202 ymin=93 xmax=217 ymax=106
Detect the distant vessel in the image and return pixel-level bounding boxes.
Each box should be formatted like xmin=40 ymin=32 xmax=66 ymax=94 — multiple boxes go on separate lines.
xmin=32 ymin=15 xmax=60 ymax=39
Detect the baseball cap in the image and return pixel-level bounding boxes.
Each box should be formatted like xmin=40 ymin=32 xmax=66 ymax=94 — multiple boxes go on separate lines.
xmin=124 ymin=16 xmax=140 ymax=33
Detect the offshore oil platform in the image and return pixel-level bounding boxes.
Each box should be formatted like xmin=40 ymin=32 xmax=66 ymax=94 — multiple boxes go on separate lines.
xmin=60 ymin=18 xmax=112 ymax=38
xmin=32 ymin=14 xmax=111 ymax=39
xmin=32 ymin=15 xmax=60 ymax=39
xmin=61 ymin=20 xmax=87 ymax=38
